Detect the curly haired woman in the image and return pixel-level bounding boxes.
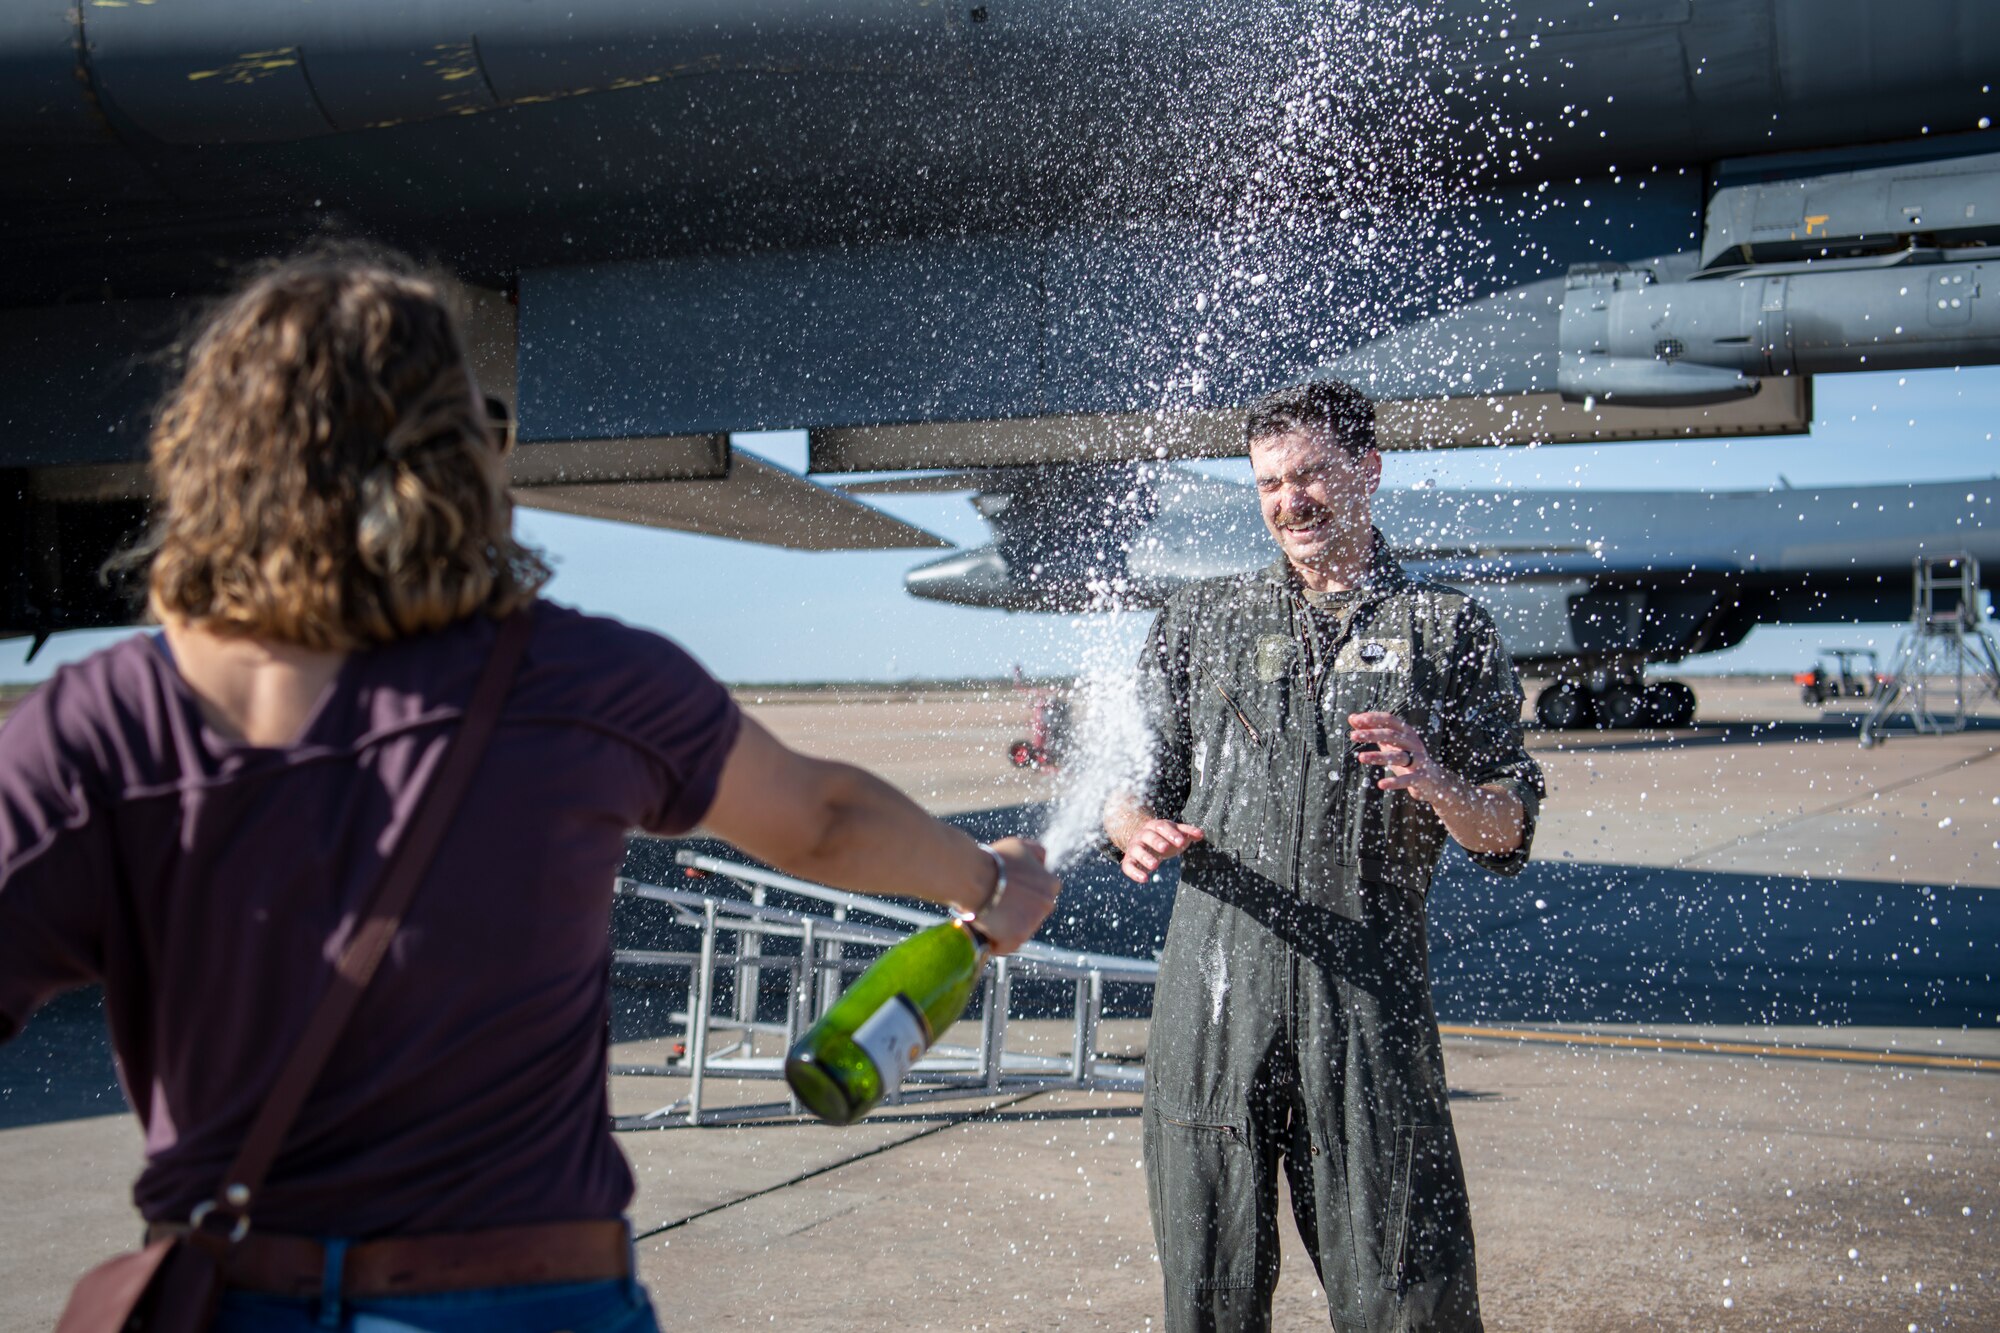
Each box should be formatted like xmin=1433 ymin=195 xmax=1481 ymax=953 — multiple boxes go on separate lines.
xmin=0 ymin=250 xmax=1057 ymax=1333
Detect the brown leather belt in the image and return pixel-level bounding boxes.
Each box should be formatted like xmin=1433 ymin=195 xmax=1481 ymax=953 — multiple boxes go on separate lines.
xmin=141 ymin=1219 xmax=630 ymax=1299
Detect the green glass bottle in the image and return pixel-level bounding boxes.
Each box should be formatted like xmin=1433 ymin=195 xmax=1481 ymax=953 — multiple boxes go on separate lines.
xmin=785 ymin=918 xmax=992 ymax=1126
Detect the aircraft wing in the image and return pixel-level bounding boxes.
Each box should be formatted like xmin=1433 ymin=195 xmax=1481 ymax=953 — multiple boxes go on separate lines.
xmin=513 ymin=450 xmax=948 ymax=551
xmin=1395 ymin=549 xmax=1744 ymax=586
xmin=831 ymin=473 xmax=991 ymax=496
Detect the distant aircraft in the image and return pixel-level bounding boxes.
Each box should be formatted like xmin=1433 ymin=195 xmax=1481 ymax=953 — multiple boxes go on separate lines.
xmin=874 ymin=467 xmax=2000 ymax=727
xmin=6 ymin=2 xmax=2000 ymax=641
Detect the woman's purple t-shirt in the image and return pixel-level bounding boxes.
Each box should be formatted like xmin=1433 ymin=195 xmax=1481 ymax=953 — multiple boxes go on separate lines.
xmin=0 ymin=601 xmax=741 ymax=1235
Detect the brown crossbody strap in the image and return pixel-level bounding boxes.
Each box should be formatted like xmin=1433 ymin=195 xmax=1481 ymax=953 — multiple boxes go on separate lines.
xmin=196 ymin=609 xmax=535 ymax=1233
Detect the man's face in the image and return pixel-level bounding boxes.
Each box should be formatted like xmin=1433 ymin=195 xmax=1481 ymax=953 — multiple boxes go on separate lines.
xmin=1250 ymin=428 xmax=1382 ymax=573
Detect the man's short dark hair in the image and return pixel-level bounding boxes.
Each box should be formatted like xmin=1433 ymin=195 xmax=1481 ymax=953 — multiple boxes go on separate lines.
xmin=1244 ymin=380 xmax=1376 ymax=457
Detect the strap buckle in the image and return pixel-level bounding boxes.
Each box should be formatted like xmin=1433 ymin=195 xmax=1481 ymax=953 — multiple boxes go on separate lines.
xmin=189 ymin=1199 xmax=251 ymax=1244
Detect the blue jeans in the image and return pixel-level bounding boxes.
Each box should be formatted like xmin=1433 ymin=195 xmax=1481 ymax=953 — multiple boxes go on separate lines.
xmin=214 ymin=1279 xmax=658 ymax=1332
xmin=211 ymin=1232 xmax=660 ymax=1333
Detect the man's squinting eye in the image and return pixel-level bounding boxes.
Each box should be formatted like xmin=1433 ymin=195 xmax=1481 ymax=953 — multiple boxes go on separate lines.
xmin=1258 ymin=465 xmax=1331 ymax=492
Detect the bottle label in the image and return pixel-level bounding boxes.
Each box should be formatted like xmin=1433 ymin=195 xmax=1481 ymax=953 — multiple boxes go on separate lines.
xmin=852 ymin=993 xmax=928 ymax=1090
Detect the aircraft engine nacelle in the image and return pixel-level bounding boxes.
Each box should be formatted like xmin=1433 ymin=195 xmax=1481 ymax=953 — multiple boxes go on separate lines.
xmin=1337 ymin=143 xmax=2000 ymax=443
xmin=1557 ymin=253 xmax=1999 ymax=406
xmin=1572 ymin=147 xmax=2000 ymax=396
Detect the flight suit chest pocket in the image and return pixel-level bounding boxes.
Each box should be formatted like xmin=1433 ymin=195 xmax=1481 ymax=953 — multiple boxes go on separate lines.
xmin=1252 ymin=634 xmax=1295 ymax=685
xmin=1327 ymin=642 xmax=1426 ymax=867
xmin=1200 ymin=638 xmax=1291 ymax=746
xmin=1327 ymin=635 xmax=1416 ymax=720
xmin=1188 ymin=657 xmax=1276 ymax=824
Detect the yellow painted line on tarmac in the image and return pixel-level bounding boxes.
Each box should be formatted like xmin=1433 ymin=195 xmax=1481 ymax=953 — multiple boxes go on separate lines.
xmin=1439 ymin=1024 xmax=2000 ymax=1073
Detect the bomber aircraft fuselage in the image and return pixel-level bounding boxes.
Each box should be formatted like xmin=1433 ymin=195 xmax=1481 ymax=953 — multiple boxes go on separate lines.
xmin=896 ymin=466 xmax=2000 ymax=726
xmin=5 ymin=2 xmax=2000 ymax=640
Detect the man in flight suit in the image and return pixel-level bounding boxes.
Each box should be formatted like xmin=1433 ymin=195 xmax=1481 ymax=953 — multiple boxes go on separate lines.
xmin=1105 ymin=380 xmax=1544 ymax=1333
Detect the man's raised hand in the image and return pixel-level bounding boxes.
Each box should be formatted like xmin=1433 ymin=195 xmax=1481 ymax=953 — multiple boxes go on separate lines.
xmin=1120 ymin=819 xmax=1206 ymax=884
xmin=1348 ymin=711 xmax=1448 ymax=801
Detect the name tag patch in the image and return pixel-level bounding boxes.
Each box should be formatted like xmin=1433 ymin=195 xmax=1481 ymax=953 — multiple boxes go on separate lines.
xmin=1336 ymin=637 xmax=1410 ymax=673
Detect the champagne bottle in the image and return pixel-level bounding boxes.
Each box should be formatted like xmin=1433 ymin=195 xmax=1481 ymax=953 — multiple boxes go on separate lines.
xmin=785 ymin=918 xmax=992 ymax=1125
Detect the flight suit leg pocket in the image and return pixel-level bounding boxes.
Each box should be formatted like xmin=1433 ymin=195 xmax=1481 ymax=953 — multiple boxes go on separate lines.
xmin=1380 ymin=1124 xmax=1473 ymax=1295
xmin=1144 ymin=1104 xmax=1268 ymax=1293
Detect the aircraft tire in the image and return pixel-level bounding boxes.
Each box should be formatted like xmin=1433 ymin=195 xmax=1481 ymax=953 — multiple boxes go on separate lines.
xmin=1535 ymin=683 xmax=1594 ymax=730
xmin=1598 ymin=685 xmax=1649 ymax=729
xmin=1646 ymin=680 xmax=1697 ymax=727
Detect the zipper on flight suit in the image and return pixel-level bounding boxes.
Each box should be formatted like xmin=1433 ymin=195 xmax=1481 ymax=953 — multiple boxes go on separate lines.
xmin=1209 ymin=682 xmax=1263 ymax=746
xmin=1288 ymin=589 xmax=1322 ymax=890
xmin=1287 ymin=585 xmax=1382 ymax=888
xmin=1158 ymin=1113 xmax=1243 ymax=1142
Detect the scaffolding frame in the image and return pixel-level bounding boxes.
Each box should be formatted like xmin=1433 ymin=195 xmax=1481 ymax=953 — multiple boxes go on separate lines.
xmin=1860 ymin=553 xmax=2000 ymax=747
xmin=607 ymin=851 xmax=1157 ymax=1129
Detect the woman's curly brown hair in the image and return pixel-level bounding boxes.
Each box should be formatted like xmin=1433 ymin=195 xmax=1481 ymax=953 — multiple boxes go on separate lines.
xmin=142 ymin=250 xmax=549 ymax=650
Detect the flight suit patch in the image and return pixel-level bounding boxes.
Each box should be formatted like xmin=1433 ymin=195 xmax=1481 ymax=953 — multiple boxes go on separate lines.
xmin=1336 ymin=637 xmax=1411 ymax=673
xmin=1253 ymin=634 xmax=1296 ymax=682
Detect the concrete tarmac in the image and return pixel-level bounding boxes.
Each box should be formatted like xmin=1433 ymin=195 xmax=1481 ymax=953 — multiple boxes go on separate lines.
xmin=2 ymin=679 xmax=1996 ymax=1330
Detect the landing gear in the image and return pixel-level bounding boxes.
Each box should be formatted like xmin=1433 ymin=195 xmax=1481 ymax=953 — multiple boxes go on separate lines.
xmin=1535 ymin=682 xmax=1595 ymax=730
xmin=1597 ymin=684 xmax=1650 ymax=730
xmin=1533 ymin=677 xmax=1697 ymax=730
xmin=1643 ymin=680 xmax=1697 ymax=728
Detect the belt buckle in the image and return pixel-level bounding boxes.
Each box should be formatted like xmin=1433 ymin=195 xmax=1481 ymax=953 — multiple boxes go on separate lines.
xmin=188 ymin=1199 xmax=251 ymax=1244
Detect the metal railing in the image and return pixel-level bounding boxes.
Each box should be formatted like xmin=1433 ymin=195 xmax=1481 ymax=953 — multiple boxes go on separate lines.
xmin=1861 ymin=553 xmax=2000 ymax=747
xmin=607 ymin=851 xmax=1157 ymax=1129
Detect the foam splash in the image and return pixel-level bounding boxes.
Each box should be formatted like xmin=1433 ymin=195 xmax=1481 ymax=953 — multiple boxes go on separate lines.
xmin=1029 ymin=0 xmax=1523 ymax=865
xmin=1038 ymin=603 xmax=1157 ymax=874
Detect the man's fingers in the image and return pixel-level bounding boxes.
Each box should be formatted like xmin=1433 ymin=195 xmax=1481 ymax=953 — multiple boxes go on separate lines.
xmin=1118 ymin=819 xmax=1202 ymax=884
xmin=1121 ymin=850 xmax=1159 ymax=882
xmin=1140 ymin=820 xmax=1200 ymax=854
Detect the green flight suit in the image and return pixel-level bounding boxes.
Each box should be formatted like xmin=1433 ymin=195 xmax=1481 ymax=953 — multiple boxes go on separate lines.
xmin=1137 ymin=533 xmax=1544 ymax=1333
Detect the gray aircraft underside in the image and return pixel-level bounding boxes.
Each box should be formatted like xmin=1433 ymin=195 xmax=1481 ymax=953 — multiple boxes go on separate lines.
xmin=5 ymin=2 xmax=2000 ymax=641
xmin=885 ymin=466 xmax=2000 ymax=721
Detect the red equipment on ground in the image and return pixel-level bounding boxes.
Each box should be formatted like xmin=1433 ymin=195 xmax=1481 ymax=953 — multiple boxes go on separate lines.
xmin=1007 ymin=669 xmax=1074 ymax=769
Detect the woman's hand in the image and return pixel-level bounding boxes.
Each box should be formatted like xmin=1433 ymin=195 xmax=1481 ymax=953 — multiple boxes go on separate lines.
xmin=973 ymin=837 xmax=1060 ymax=955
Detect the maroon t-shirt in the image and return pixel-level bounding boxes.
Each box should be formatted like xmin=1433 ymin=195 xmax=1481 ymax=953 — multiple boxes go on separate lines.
xmin=0 ymin=600 xmax=740 ymax=1235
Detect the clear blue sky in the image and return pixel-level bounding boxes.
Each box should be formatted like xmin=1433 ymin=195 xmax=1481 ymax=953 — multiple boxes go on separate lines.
xmin=4 ymin=366 xmax=1994 ymax=687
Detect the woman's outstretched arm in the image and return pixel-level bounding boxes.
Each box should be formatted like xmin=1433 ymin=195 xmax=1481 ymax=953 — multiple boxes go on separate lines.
xmin=699 ymin=715 xmax=1058 ymax=954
